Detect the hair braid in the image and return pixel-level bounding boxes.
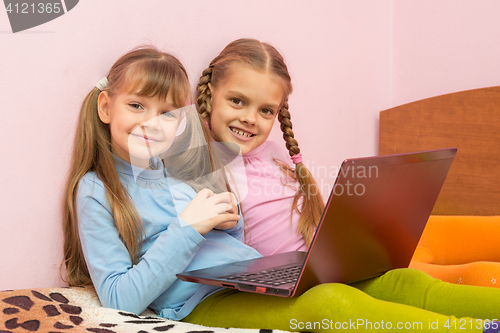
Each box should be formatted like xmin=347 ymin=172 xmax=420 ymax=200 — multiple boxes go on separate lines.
xmin=277 ymin=100 xmax=324 ymax=246
xmin=278 ymin=100 xmax=300 ymax=155
xmin=196 ymin=66 xmax=213 ymax=124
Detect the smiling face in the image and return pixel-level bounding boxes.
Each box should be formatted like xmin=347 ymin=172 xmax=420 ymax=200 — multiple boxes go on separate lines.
xmin=98 ymin=87 xmax=182 ymax=168
xmin=209 ymin=65 xmax=284 ymax=155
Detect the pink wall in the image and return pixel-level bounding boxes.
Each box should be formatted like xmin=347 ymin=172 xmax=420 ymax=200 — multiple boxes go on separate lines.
xmin=392 ymin=1 xmax=500 ymax=106
xmin=1 ymin=1 xmax=498 ymax=290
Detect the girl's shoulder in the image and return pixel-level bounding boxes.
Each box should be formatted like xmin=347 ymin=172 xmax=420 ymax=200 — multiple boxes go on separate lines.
xmin=77 ymin=172 xmax=107 ymax=199
xmin=79 ymin=171 xmax=104 ymax=187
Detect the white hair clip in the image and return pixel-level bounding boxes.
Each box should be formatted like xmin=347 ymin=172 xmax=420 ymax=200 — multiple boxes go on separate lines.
xmin=96 ymin=77 xmax=108 ymax=91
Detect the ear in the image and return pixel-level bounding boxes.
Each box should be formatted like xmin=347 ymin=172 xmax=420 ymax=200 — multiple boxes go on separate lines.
xmin=97 ymin=91 xmax=111 ymax=124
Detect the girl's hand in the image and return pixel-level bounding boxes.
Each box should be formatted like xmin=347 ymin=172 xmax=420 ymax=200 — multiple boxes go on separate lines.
xmin=214 ymin=193 xmax=239 ymax=231
xmin=180 ymin=189 xmax=240 ymax=235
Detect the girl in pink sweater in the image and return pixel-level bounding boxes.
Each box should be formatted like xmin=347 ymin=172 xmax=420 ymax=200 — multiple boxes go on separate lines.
xmin=180 ymin=38 xmax=500 ymax=333
xmin=196 ymin=39 xmax=324 ymax=256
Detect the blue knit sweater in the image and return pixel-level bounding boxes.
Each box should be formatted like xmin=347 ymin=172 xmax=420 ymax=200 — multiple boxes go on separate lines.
xmin=77 ymin=156 xmax=260 ymax=320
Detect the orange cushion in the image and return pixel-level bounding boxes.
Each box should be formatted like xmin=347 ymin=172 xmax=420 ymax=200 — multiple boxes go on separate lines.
xmin=410 ymin=215 xmax=500 ymax=288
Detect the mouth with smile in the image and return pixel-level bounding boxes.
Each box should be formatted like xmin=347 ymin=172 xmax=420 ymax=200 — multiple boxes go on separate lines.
xmin=130 ymin=132 xmax=162 ymax=144
xmin=229 ymin=126 xmax=255 ymax=140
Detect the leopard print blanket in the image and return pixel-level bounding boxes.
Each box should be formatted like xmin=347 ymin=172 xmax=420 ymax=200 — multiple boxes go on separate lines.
xmin=0 ymin=285 xmax=288 ymax=333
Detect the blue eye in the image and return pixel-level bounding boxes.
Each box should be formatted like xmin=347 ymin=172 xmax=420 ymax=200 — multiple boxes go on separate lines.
xmin=161 ymin=111 xmax=176 ymax=118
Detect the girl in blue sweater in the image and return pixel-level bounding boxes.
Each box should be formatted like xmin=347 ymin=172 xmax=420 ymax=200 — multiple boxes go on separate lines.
xmin=62 ymin=46 xmax=261 ymax=319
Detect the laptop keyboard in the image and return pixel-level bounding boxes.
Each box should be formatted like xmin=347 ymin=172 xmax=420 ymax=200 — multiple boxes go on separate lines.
xmin=224 ymin=265 xmax=302 ymax=286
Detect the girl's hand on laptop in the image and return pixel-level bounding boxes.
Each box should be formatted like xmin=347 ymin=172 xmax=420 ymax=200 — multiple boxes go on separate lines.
xmin=180 ymin=189 xmax=240 ymax=235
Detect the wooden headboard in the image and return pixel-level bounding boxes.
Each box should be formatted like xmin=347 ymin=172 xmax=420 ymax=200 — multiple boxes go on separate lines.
xmin=379 ymin=86 xmax=500 ymax=216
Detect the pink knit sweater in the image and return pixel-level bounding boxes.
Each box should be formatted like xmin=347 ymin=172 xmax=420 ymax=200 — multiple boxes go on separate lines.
xmin=236 ymin=141 xmax=307 ymax=256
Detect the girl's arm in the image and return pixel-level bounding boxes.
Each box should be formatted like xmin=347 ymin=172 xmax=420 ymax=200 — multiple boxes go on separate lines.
xmin=77 ymin=174 xmax=205 ymax=315
xmin=168 ymin=176 xmax=243 ymax=240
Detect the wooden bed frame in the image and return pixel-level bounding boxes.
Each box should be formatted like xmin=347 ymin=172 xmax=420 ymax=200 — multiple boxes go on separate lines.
xmin=379 ymin=86 xmax=500 ymax=216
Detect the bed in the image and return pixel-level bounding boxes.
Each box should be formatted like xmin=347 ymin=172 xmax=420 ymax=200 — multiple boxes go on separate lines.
xmin=379 ymin=85 xmax=500 ymax=288
xmin=0 ymin=284 xmax=290 ymax=333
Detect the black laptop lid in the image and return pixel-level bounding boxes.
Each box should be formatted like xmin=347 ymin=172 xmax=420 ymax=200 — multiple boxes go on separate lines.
xmin=293 ymin=148 xmax=457 ymax=295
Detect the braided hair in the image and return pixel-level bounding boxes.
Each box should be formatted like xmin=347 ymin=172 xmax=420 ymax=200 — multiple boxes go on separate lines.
xmin=196 ymin=39 xmax=324 ymax=246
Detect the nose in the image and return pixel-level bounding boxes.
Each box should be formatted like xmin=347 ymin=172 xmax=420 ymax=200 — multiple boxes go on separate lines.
xmin=141 ymin=111 xmax=161 ymax=130
xmin=240 ymin=108 xmax=257 ymax=125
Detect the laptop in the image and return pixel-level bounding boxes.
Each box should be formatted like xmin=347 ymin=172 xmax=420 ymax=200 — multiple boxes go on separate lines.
xmin=177 ymin=148 xmax=457 ymax=297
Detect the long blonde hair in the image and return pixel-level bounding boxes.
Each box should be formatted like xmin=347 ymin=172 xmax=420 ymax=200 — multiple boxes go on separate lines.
xmin=63 ymin=46 xmax=219 ymax=286
xmin=196 ymin=38 xmax=324 ymax=246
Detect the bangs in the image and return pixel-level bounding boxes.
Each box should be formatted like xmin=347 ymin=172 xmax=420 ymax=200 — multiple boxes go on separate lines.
xmin=122 ymin=59 xmax=190 ymax=107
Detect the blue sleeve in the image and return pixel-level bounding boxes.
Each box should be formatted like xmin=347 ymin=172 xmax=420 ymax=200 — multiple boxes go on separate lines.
xmin=76 ymin=174 xmax=205 ymax=315
xmin=167 ymin=175 xmax=245 ymax=242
